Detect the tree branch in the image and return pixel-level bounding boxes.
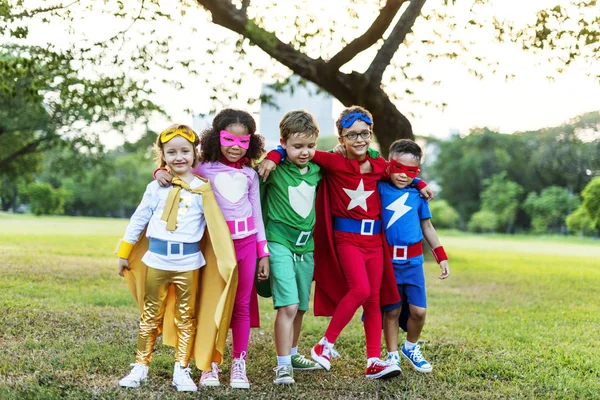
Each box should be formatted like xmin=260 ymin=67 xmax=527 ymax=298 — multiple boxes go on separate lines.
xmin=366 ymin=0 xmax=426 ymax=86
xmin=0 ymin=136 xmax=48 ymax=170
xmin=241 ymin=0 xmax=250 ymax=16
xmin=328 ymin=0 xmax=408 ymax=71
xmin=196 ymin=0 xmax=327 ymax=84
xmin=8 ymin=0 xmax=80 ymax=19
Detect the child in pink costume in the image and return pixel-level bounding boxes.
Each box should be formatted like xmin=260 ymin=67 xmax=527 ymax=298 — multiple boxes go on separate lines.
xmin=156 ymin=109 xmax=270 ymax=389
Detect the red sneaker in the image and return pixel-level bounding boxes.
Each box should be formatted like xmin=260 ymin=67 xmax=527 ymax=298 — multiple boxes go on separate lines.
xmin=311 ymin=340 xmax=339 ymax=372
xmin=365 ymin=359 xmax=401 ymax=379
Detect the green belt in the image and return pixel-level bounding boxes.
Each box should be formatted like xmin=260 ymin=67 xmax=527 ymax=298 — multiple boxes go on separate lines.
xmin=266 ymin=220 xmax=313 ymax=248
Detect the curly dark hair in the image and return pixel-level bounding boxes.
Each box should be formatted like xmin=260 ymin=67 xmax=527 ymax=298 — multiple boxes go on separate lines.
xmin=199 ymin=108 xmax=265 ymax=166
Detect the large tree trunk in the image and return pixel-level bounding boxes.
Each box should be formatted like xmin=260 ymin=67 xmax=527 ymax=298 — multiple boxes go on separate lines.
xmin=197 ymin=0 xmax=424 ymax=158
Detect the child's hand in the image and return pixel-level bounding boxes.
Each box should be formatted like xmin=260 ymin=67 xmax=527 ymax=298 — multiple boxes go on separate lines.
xmin=257 ymin=257 xmax=270 ymax=281
xmin=419 ymin=186 xmax=435 ymax=202
xmin=118 ymin=258 xmax=130 ymax=277
xmin=333 ymin=144 xmax=347 ymax=157
xmin=258 ymin=160 xmax=277 ymax=182
xmin=439 ymin=260 xmax=450 ymax=279
xmin=156 ymin=169 xmax=173 ymax=187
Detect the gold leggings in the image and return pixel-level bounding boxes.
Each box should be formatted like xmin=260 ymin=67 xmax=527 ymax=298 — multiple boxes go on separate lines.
xmin=136 ymin=267 xmax=199 ymax=366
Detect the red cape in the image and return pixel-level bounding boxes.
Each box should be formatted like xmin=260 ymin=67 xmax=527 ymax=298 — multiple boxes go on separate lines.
xmin=313 ymin=173 xmax=400 ymax=316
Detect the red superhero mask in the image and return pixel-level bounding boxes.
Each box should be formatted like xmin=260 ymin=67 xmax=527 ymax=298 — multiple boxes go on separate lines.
xmin=389 ymin=159 xmax=420 ymax=178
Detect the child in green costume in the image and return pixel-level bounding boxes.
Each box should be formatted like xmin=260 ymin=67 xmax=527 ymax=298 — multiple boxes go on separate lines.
xmin=259 ymin=110 xmax=323 ymax=384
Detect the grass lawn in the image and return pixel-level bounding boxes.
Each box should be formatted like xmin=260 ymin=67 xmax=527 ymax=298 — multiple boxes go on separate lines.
xmin=1 ymin=213 xmax=599 ymax=399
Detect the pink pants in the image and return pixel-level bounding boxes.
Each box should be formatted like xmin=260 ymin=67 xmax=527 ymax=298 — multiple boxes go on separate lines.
xmin=324 ymin=244 xmax=384 ymax=359
xmin=231 ymin=235 xmax=257 ymax=359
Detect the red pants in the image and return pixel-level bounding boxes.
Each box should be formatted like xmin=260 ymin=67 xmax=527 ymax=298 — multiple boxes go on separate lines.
xmin=324 ymin=244 xmax=384 ymax=359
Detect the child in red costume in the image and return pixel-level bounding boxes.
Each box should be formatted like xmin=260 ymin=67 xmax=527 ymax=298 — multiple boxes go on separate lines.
xmin=259 ymin=106 xmax=431 ymax=379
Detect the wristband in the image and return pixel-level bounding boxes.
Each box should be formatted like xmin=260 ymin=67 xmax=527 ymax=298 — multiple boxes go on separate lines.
xmin=264 ymin=150 xmax=282 ymax=164
xmin=431 ymin=246 xmax=448 ymax=263
xmin=257 ymin=240 xmax=270 ymax=258
xmin=153 ymin=167 xmax=169 ymax=180
xmin=115 ymin=239 xmax=135 ymax=259
xmin=416 ymin=179 xmax=428 ymax=190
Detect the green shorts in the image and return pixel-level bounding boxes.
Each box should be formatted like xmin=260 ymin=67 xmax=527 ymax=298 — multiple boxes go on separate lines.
xmin=269 ymin=241 xmax=314 ymax=311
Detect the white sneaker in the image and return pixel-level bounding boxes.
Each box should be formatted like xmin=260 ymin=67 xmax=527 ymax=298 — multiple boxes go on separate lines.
xmin=230 ymin=352 xmax=250 ymax=389
xmin=172 ymin=362 xmax=198 ymax=392
xmin=119 ymin=363 xmax=148 ymax=388
xmin=200 ymin=362 xmax=221 ymax=387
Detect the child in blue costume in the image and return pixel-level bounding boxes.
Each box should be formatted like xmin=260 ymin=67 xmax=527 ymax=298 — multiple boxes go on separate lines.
xmin=379 ymin=139 xmax=450 ymax=374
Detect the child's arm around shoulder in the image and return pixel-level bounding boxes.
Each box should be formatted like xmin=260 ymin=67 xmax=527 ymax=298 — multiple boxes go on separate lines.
xmin=420 ymin=218 xmax=450 ymax=279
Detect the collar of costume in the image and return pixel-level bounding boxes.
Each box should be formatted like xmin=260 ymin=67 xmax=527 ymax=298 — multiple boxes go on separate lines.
xmin=220 ymin=130 xmax=251 ymax=149
xmin=389 ymin=159 xmax=420 ymax=178
xmin=160 ymin=127 xmax=197 ymax=143
xmin=219 ymin=155 xmax=248 ymax=169
xmin=161 ymin=176 xmax=204 ymax=231
xmin=357 ymin=156 xmax=370 ymax=165
xmin=340 ymin=112 xmax=373 ymax=129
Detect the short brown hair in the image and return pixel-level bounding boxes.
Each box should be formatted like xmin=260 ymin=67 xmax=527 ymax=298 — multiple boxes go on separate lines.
xmin=153 ymin=124 xmax=200 ymax=168
xmin=335 ymin=105 xmax=374 ymax=136
xmin=279 ymin=109 xmax=319 ymax=142
xmin=389 ymin=139 xmax=422 ymax=163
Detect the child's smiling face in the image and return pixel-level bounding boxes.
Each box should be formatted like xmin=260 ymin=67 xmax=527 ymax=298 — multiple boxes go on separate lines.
xmin=389 ymin=153 xmax=420 ymax=189
xmin=338 ymin=120 xmax=372 ymax=160
xmin=220 ymin=123 xmax=250 ymax=163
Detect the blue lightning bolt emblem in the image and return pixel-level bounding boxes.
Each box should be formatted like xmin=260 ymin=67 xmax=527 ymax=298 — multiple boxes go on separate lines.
xmin=385 ymin=192 xmax=412 ymax=229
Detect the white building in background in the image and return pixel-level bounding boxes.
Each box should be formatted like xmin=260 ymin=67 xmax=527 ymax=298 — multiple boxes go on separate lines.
xmin=259 ymin=76 xmax=335 ymax=147
xmin=192 ymin=113 xmax=214 ymax=135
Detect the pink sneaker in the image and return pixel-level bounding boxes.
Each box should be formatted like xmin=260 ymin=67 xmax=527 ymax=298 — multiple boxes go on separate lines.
xmin=230 ymin=352 xmax=250 ymax=389
xmin=200 ymin=362 xmax=220 ymax=387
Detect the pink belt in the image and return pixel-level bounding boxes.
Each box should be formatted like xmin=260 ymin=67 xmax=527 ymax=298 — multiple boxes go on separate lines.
xmin=226 ymin=216 xmax=255 ymax=235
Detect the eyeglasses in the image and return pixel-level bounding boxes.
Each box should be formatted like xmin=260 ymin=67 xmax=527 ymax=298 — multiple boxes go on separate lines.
xmin=342 ymin=131 xmax=372 ymax=141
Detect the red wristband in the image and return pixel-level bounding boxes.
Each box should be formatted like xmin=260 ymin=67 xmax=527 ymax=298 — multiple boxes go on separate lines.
xmin=431 ymin=246 xmax=448 ymax=263
xmin=153 ymin=167 xmax=169 ymax=180
xmin=264 ymin=150 xmax=282 ymax=164
xmin=416 ymin=180 xmax=428 ymax=190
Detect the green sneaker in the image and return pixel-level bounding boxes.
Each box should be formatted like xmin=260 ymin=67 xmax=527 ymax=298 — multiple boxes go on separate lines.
xmin=273 ymin=365 xmax=294 ymax=385
xmin=291 ymin=354 xmax=322 ymax=371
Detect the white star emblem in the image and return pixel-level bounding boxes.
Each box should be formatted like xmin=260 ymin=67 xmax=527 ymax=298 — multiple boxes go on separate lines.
xmin=343 ymin=179 xmax=374 ymax=211
xmin=385 ymin=192 xmax=412 ymax=228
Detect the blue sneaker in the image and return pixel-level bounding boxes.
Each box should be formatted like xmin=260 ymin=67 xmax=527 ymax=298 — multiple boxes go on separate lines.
xmin=386 ymin=352 xmax=401 ymax=369
xmin=401 ymin=344 xmax=432 ymax=373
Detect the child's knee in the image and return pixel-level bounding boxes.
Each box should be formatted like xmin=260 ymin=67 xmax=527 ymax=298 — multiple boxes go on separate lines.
xmin=410 ymin=306 xmax=427 ymax=321
xmin=384 ymin=307 xmax=402 ymax=320
xmin=278 ymin=304 xmax=299 ymax=318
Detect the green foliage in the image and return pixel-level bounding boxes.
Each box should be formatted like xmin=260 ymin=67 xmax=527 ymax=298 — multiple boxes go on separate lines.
xmin=429 ymin=199 xmax=460 ymax=229
xmin=467 ymin=210 xmax=499 ymax=233
xmin=0 ymin=41 xmax=163 ymax=175
xmin=566 ymin=206 xmax=596 ymax=236
xmin=432 ymin=113 xmax=600 ymax=228
xmin=480 ymin=172 xmax=524 ymax=233
xmin=524 ymin=186 xmax=580 ymax=234
xmin=316 ymin=135 xmax=339 ymax=151
xmin=581 ymin=176 xmax=600 ymax=228
xmin=19 ymin=182 xmax=69 ymax=215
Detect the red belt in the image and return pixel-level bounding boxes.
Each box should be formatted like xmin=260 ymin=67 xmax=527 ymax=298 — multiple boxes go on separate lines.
xmin=390 ymin=241 xmax=423 ymax=261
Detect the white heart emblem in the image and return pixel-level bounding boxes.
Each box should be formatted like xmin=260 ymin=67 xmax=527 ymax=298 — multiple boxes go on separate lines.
xmin=214 ymin=172 xmax=247 ymax=204
xmin=288 ymin=181 xmax=315 ymax=219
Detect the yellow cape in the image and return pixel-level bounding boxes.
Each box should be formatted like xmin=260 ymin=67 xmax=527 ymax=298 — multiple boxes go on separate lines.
xmin=122 ymin=177 xmax=238 ymax=371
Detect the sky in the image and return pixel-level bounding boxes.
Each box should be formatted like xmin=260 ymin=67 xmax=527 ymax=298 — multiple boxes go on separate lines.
xmin=19 ymin=0 xmax=600 ymax=146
